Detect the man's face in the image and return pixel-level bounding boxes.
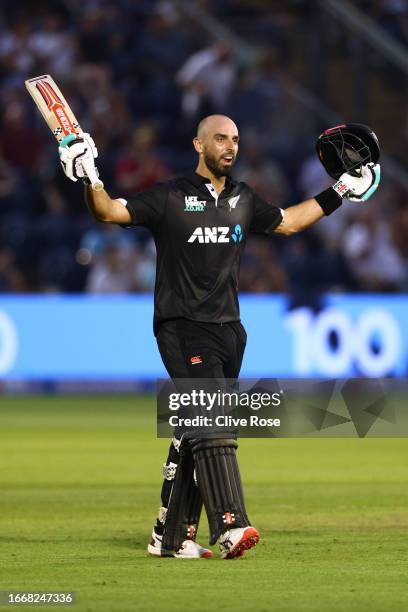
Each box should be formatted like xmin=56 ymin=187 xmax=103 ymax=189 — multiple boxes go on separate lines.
xmin=198 ymin=120 xmax=239 ymax=178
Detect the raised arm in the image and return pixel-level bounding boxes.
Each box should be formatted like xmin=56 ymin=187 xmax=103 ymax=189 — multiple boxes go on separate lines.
xmin=84 ymin=186 xmax=131 ymax=224
xmin=58 ymin=132 xmax=132 ymax=224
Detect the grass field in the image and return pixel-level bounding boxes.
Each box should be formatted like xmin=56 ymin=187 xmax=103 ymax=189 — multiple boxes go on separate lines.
xmin=0 ymin=395 xmax=407 ymax=612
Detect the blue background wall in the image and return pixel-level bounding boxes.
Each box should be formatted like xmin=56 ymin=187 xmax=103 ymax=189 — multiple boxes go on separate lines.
xmin=0 ymin=295 xmax=406 ymax=380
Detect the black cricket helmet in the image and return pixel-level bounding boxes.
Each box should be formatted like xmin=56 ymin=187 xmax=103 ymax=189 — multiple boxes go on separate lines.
xmin=316 ymin=123 xmax=380 ymax=179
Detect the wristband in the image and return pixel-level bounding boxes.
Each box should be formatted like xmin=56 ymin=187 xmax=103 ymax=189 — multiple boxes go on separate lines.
xmin=314 ymin=187 xmax=343 ymax=216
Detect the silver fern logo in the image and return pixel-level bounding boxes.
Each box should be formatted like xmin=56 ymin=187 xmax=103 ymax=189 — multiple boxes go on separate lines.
xmin=228 ymin=195 xmax=240 ymax=211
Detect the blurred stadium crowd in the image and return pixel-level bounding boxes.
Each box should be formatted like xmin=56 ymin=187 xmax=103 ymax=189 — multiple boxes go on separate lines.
xmin=0 ymin=0 xmax=407 ymax=302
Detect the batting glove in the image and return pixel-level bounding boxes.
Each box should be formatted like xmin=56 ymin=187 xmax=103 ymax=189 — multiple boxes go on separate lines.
xmin=58 ymin=133 xmax=99 ymax=183
xmin=332 ymin=163 xmax=381 ymax=202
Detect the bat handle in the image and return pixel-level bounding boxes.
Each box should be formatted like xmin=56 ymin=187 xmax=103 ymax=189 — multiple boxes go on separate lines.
xmin=90 ymin=178 xmax=104 ymax=192
xmin=81 ymin=157 xmax=104 ymax=192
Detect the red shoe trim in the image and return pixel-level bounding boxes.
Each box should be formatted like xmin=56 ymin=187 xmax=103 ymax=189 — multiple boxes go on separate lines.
xmin=201 ymin=550 xmax=214 ymax=558
xmin=225 ymin=527 xmax=260 ymax=559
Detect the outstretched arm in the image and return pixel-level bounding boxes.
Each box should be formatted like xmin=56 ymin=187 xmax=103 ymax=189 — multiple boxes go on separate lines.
xmin=274 ymin=198 xmax=324 ymax=235
xmin=274 ymin=163 xmax=380 ymax=236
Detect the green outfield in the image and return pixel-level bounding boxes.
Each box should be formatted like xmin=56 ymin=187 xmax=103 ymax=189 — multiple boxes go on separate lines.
xmin=0 ymin=395 xmax=407 ymax=612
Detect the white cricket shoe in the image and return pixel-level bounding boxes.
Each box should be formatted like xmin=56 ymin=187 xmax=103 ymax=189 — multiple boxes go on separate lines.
xmin=147 ymin=530 xmax=213 ymax=558
xmin=219 ymin=526 xmax=260 ymax=559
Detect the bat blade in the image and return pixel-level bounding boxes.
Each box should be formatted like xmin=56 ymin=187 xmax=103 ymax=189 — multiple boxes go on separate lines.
xmin=25 ymin=74 xmax=104 ymax=191
xmin=25 ymin=74 xmax=81 ymax=142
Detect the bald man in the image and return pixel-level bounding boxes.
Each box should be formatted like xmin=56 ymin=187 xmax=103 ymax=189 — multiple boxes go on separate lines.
xmin=60 ymin=114 xmax=380 ymax=559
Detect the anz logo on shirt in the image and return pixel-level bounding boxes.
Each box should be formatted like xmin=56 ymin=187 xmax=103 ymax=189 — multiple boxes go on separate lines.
xmin=187 ymin=225 xmax=244 ymax=244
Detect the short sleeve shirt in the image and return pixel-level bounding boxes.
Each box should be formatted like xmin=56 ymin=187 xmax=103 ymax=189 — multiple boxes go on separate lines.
xmin=124 ymin=172 xmax=282 ymax=333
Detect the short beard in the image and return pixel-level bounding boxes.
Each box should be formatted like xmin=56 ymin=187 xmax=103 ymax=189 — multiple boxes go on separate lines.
xmin=203 ymin=152 xmax=233 ymax=178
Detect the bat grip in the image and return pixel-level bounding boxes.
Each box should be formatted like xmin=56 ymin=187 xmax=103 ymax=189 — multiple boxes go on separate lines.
xmin=81 ymin=157 xmax=104 ymax=191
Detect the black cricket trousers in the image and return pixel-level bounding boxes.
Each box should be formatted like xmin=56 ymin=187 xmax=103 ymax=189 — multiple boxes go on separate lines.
xmin=153 ymin=318 xmax=247 ymax=536
xmin=156 ymin=318 xmax=247 ymax=380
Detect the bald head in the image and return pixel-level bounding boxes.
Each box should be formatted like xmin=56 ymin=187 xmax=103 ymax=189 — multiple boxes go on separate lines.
xmin=197 ymin=114 xmax=238 ymax=141
xmin=193 ymin=115 xmax=239 ymax=179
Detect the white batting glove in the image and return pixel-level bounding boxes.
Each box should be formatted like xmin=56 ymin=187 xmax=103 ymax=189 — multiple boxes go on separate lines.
xmin=58 ymin=133 xmax=99 ymax=183
xmin=332 ymin=163 xmax=381 ymax=202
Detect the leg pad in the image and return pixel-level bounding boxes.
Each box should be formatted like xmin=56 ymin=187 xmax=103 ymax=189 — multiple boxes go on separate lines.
xmin=191 ymin=438 xmax=250 ymax=545
xmin=161 ymin=443 xmax=203 ymax=555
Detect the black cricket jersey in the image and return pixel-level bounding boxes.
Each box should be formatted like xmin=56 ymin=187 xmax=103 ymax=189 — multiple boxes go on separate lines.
xmin=124 ymin=172 xmax=282 ymax=334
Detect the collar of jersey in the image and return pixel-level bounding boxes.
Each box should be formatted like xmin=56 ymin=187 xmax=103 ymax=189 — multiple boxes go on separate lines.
xmin=184 ymin=171 xmax=236 ymax=193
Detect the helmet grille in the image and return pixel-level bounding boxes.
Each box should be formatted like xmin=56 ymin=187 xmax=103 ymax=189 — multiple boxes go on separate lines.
xmin=317 ymin=123 xmax=380 ymax=179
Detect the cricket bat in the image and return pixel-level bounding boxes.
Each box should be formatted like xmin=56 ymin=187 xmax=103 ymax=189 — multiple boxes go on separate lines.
xmin=25 ymin=74 xmax=104 ymax=191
